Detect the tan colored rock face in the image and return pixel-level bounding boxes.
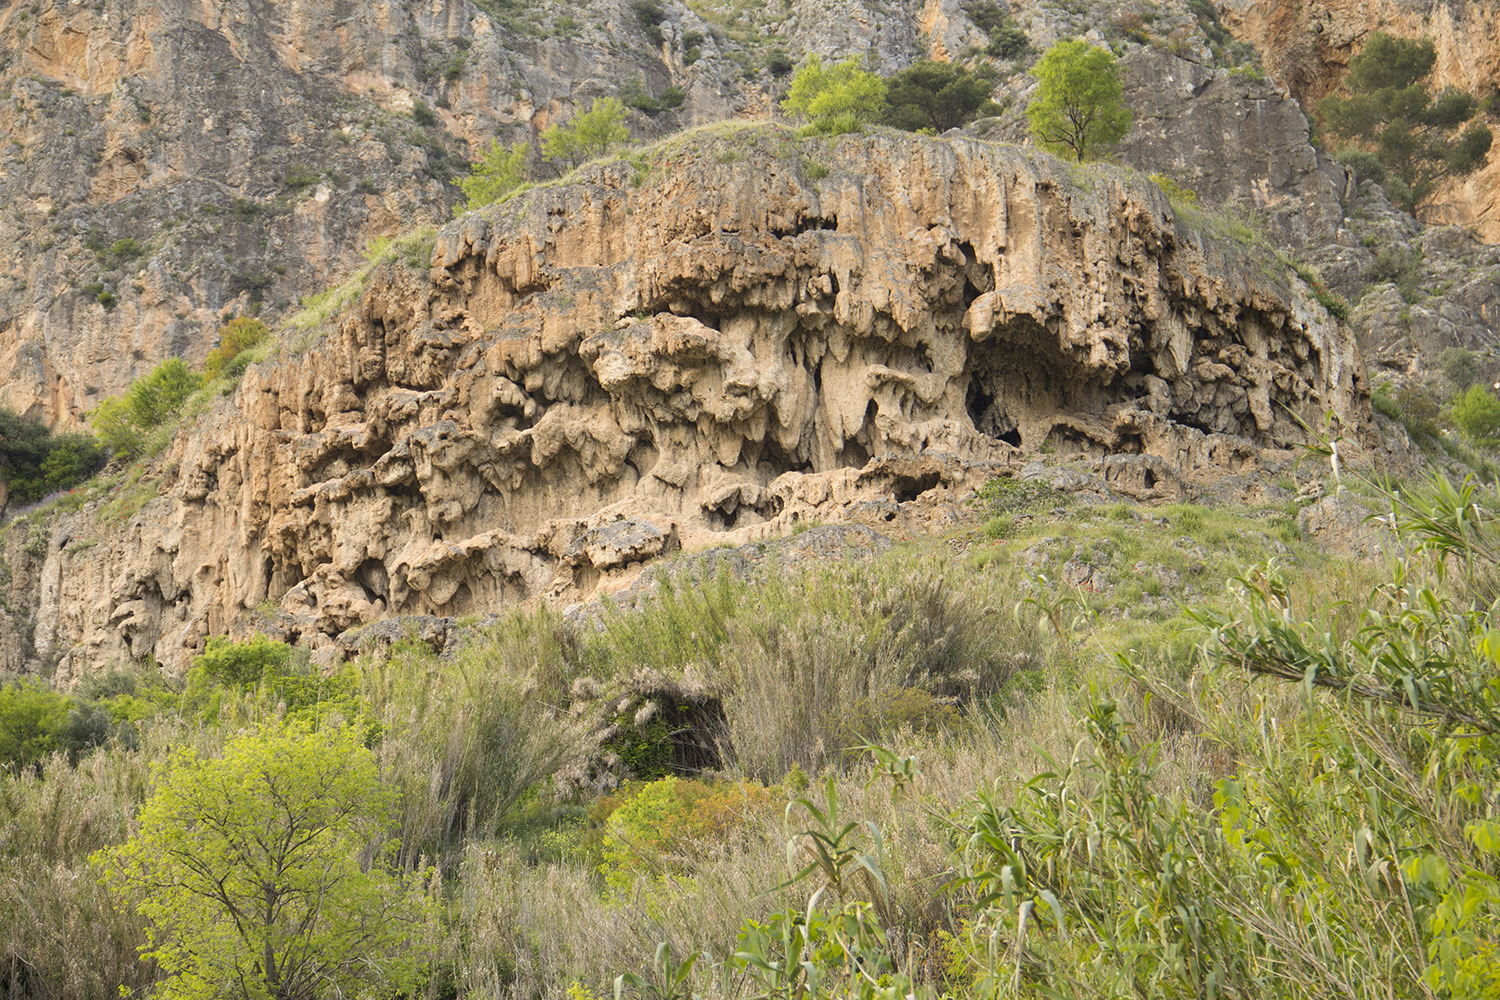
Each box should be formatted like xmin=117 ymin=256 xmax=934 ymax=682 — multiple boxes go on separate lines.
xmin=1223 ymin=0 xmax=1500 ymax=239
xmin=9 ymin=130 xmax=1371 ymax=678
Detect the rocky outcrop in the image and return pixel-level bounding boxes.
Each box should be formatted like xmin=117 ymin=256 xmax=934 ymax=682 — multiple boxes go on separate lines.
xmin=2 ymin=129 xmax=1371 ymax=678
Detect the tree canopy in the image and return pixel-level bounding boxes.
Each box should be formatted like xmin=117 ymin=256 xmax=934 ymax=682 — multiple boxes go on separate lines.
xmin=0 ymin=407 xmax=106 ymax=504
xmin=93 ymin=725 xmax=432 ymax=1000
xmin=1025 ymin=39 xmax=1132 ymax=161
xmin=1320 ymin=32 xmax=1492 ymax=213
xmin=541 ymin=98 xmax=631 ymax=166
xmin=883 ymin=60 xmax=1002 ymax=133
xmin=782 ymin=55 xmax=888 ymax=135
xmin=454 ymin=139 xmax=530 ymax=213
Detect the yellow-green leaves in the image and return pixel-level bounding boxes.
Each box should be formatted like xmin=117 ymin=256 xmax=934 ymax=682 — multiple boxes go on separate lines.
xmin=454 ymin=139 xmax=531 ymax=214
xmin=93 ymin=725 xmax=433 ymax=1000
xmin=781 ymin=55 xmax=888 ymax=135
xmin=1025 ymin=39 xmax=1132 ymax=161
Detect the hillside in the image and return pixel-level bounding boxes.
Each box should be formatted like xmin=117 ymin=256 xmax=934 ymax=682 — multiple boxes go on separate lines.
xmin=1 ymin=2 xmax=1500 ymax=999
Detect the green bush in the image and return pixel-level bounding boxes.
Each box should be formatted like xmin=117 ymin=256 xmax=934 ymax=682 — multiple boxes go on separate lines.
xmin=541 ymin=98 xmax=630 ymax=166
xmin=782 ymin=55 xmax=888 ymax=135
xmin=1451 ymin=384 xmax=1500 ymax=442
xmin=600 ymin=776 xmax=770 ymax=887
xmin=966 ymin=0 xmax=1030 ymax=59
xmin=88 ymin=357 xmax=203 ymax=460
xmin=0 ymin=679 xmax=70 ymax=771
xmin=0 ymin=407 xmax=106 ymax=503
xmin=202 ymin=317 xmax=268 ymax=382
xmin=631 ymin=0 xmax=665 ymax=45
xmin=454 ymin=140 xmax=530 ymax=213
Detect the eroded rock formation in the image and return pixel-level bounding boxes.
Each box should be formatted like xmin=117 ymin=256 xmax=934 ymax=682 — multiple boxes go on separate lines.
xmin=3 ymin=130 xmax=1370 ymax=678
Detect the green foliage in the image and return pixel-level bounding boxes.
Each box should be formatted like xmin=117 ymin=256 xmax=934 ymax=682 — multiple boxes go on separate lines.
xmin=0 ymin=406 xmax=106 ymax=504
xmin=1337 ymin=146 xmax=1386 ymax=184
xmin=1439 ymin=347 xmax=1487 ymax=392
xmin=0 ymin=679 xmax=70 ymax=771
xmin=882 ymin=60 xmax=1001 ymax=133
xmin=1452 ymin=384 xmax=1500 ymax=442
xmin=541 ymin=98 xmax=631 ymax=166
xmin=621 ymin=78 xmax=686 ymax=116
xmin=765 ymin=50 xmax=794 ymax=77
xmin=93 ymin=724 xmax=433 ymax=1000
xmin=1149 ymin=171 xmax=1198 ymax=207
xmin=1026 ymin=39 xmax=1133 ymax=161
xmin=1364 ymin=245 xmax=1425 ymax=302
xmin=1319 ymin=32 xmax=1493 ymax=213
xmin=202 ymin=317 xmax=268 ymax=382
xmin=966 ymin=0 xmax=1030 ymax=59
xmin=88 ymin=357 xmax=202 ymax=460
xmin=601 ymin=776 xmax=770 ymax=887
xmin=781 ymin=55 xmax=888 ymax=136
xmin=631 ymin=0 xmax=666 ymax=46
xmin=454 ymin=139 xmax=530 ymax=212
xmin=411 ymin=100 xmax=438 ymax=127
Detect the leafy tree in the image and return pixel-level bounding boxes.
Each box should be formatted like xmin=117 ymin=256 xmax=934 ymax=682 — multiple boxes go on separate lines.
xmin=0 ymin=679 xmax=69 ymax=771
xmin=883 ymin=60 xmax=1001 ymax=133
xmin=541 ymin=98 xmax=630 ymax=166
xmin=94 ymin=725 xmax=432 ymax=1000
xmin=1452 ymin=384 xmax=1500 ymax=442
xmin=782 ymin=54 xmax=888 ymax=135
xmin=0 ymin=407 xmax=107 ymax=503
xmin=1025 ymin=39 xmax=1133 ymax=161
xmin=89 ymin=357 xmax=203 ymax=459
xmin=454 ymin=140 xmax=530 ymax=213
xmin=1320 ymin=32 xmax=1493 ymax=213
xmin=203 ymin=317 xmax=268 ymax=381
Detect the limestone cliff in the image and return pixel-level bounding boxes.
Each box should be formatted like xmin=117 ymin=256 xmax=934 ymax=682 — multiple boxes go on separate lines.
xmin=2 ymin=129 xmax=1370 ymax=678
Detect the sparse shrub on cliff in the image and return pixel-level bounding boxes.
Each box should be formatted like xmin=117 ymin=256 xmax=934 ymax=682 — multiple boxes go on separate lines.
xmin=965 ymin=0 xmax=1030 ymax=60
xmin=202 ymin=317 xmax=267 ymax=382
xmin=542 ymin=98 xmax=631 ymax=167
xmin=454 ymin=140 xmax=531 ymax=214
xmin=1452 ymin=384 xmax=1500 ymax=443
xmin=1026 ymin=39 xmax=1132 ymax=161
xmin=1321 ymin=32 xmax=1493 ymax=214
xmin=89 ymin=358 xmax=203 ymax=460
xmin=782 ymin=55 xmax=888 ymax=136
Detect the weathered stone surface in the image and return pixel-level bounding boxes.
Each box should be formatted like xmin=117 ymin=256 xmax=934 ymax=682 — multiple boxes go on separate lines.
xmin=3 ymin=129 xmax=1372 ymax=678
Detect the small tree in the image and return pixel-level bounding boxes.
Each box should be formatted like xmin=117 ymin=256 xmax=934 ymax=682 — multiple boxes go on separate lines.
xmin=203 ymin=317 xmax=268 ymax=381
xmin=1025 ymin=39 xmax=1132 ymax=161
xmin=883 ymin=60 xmax=1001 ymax=133
xmin=1320 ymin=32 xmax=1492 ymax=213
xmin=782 ymin=54 xmax=888 ymax=135
xmin=1452 ymin=384 xmax=1500 ymax=442
xmin=541 ymin=98 xmax=630 ymax=166
xmin=94 ymin=725 xmax=432 ymax=1000
xmin=454 ymin=139 xmax=530 ymax=213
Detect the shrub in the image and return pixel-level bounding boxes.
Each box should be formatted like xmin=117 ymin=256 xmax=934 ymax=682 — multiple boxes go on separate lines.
xmin=454 ymin=140 xmax=530 ymax=213
xmin=202 ymin=317 xmax=268 ymax=381
xmin=765 ymin=50 xmax=794 ymax=76
xmin=600 ymin=776 xmax=771 ymax=887
xmin=1439 ymin=347 xmax=1485 ymax=392
xmin=0 ymin=406 xmax=106 ymax=503
xmin=411 ymin=100 xmax=438 ymax=126
xmin=88 ymin=358 xmax=202 ymax=460
xmin=781 ymin=55 xmax=888 ymax=135
xmin=1026 ymin=39 xmax=1133 ymax=161
xmin=541 ymin=98 xmax=630 ymax=166
xmin=0 ymin=679 xmax=70 ymax=772
xmin=966 ymin=0 xmax=1030 ymax=59
xmin=1451 ymin=384 xmax=1500 ymax=442
xmin=93 ymin=725 xmax=435 ymax=1000
xmin=631 ymin=0 xmax=666 ymax=46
